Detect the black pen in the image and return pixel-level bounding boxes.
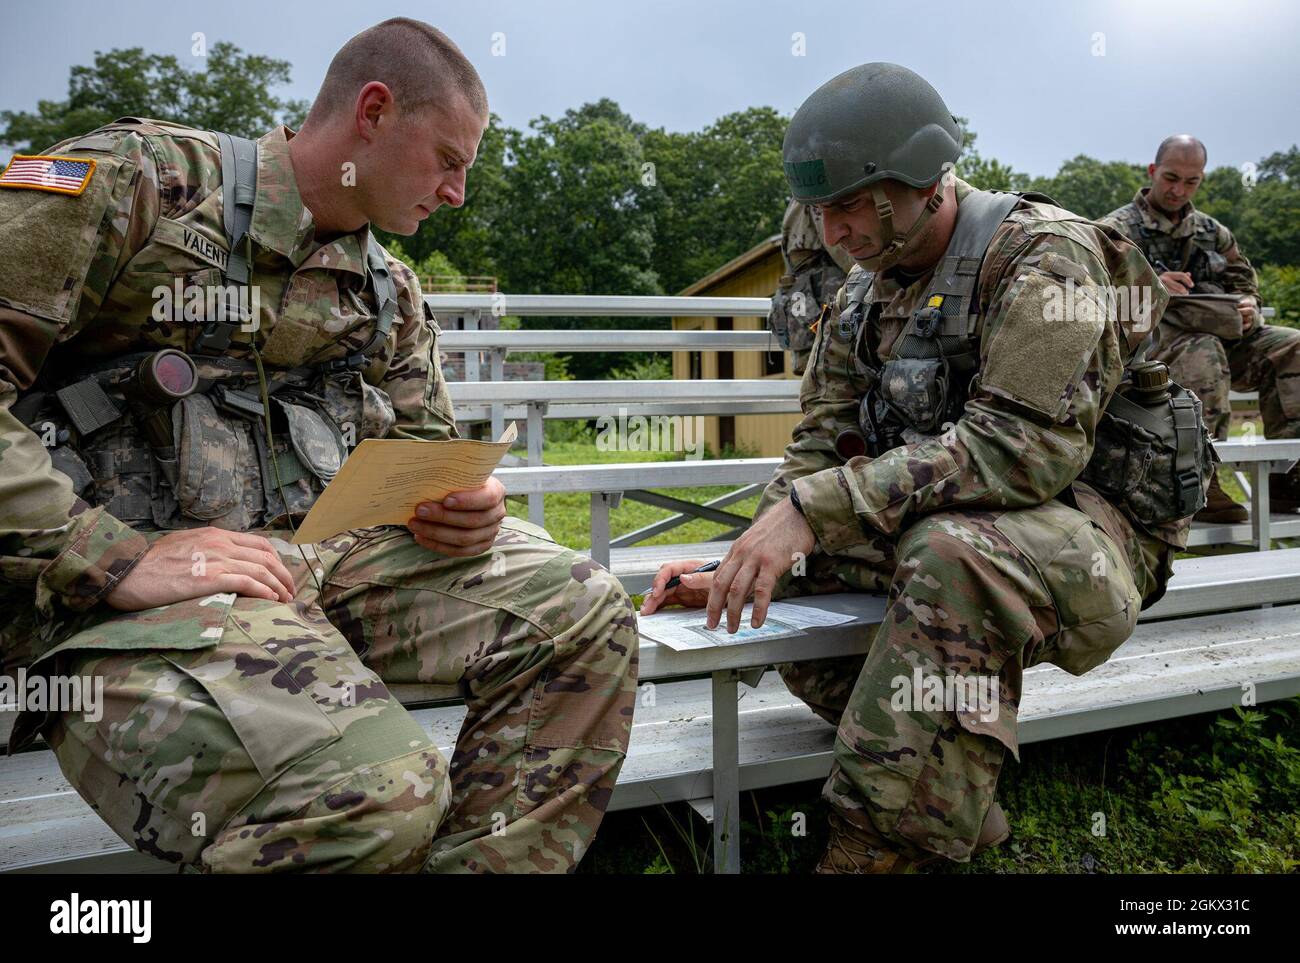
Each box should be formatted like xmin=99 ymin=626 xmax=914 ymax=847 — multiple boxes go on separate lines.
xmin=664 ymin=560 xmax=721 ymax=591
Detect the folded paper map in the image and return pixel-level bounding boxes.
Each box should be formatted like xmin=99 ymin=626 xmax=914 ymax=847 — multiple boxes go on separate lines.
xmin=291 ymin=423 xmax=518 ymax=544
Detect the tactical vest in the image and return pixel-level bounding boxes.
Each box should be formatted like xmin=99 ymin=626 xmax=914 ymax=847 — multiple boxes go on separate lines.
xmin=17 ymin=132 xmax=401 ymax=533
xmin=833 ymin=189 xmax=1213 ymax=528
xmin=1119 ymin=204 xmax=1227 ymax=290
xmin=769 ymin=254 xmax=847 ymax=372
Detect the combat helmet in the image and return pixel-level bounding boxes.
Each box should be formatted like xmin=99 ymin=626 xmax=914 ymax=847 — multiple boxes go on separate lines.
xmin=783 ymin=63 xmax=962 ymax=270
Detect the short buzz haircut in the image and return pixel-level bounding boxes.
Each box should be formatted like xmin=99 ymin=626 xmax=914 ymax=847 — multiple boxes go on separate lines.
xmin=1154 ymin=134 xmax=1208 ymax=168
xmin=307 ymin=18 xmax=488 ymax=125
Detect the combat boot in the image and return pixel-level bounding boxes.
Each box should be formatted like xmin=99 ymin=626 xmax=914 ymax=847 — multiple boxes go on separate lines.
xmin=1270 ymin=466 xmax=1300 ymax=514
xmin=815 ymin=802 xmax=1010 ymax=874
xmin=1194 ymin=473 xmax=1248 ymax=524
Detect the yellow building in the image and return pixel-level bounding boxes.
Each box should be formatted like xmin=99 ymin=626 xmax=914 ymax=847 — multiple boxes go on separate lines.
xmin=672 ymin=235 xmax=799 ymax=458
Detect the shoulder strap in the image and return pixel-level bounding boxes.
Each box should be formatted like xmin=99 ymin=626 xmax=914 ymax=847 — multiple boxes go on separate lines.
xmin=218 ymin=132 xmax=258 ymax=285
xmin=194 ymin=131 xmax=259 ymax=355
xmin=922 ymin=190 xmax=1025 ymax=335
xmin=201 ymin=131 xmax=397 ymax=369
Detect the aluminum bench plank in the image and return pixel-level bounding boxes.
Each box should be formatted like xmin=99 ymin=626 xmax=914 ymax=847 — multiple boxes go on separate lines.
xmin=5 ymin=603 xmax=1300 ymax=873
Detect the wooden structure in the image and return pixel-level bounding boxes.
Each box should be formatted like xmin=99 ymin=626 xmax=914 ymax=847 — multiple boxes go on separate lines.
xmin=671 ymin=237 xmax=799 ymax=457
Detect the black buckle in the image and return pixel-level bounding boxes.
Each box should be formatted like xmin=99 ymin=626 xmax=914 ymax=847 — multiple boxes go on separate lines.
xmin=1177 ymin=468 xmax=1204 ymax=514
xmin=915 ymin=306 xmax=943 ymax=338
xmin=213 ymin=384 xmax=265 ymax=419
xmin=319 ymin=353 xmax=367 ymax=375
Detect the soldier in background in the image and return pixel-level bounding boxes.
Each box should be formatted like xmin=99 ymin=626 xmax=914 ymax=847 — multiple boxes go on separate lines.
xmin=0 ymin=18 xmax=636 ymax=873
xmin=768 ymin=199 xmax=856 ymax=374
xmin=1101 ymin=136 xmax=1300 ymax=521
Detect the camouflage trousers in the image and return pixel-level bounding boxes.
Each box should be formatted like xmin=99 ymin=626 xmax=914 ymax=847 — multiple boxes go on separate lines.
xmin=37 ymin=518 xmax=638 ymax=873
xmin=773 ymin=484 xmax=1162 ymax=862
xmin=1152 ymin=321 xmax=1300 ymax=440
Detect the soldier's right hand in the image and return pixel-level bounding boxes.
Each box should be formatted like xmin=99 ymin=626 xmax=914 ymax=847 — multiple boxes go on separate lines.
xmin=105 ymin=528 xmax=298 ymax=612
xmin=639 ymin=559 xmax=714 ymax=616
xmin=1159 ymin=271 xmax=1194 ymax=295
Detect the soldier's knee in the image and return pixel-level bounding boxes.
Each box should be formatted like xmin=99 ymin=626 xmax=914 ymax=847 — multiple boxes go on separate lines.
xmin=894 ymin=516 xmax=988 ymax=592
xmin=554 ymin=559 xmax=638 ymax=671
xmin=1167 ymin=333 xmax=1230 ymax=386
xmin=204 ymin=744 xmax=450 ymax=873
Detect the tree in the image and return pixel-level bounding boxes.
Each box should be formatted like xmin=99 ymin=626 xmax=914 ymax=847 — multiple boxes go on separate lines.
xmin=495 ymin=99 xmax=659 ymax=299
xmin=643 ymin=107 xmax=790 ymax=293
xmin=1029 ymin=155 xmax=1147 ymax=219
xmin=953 ymin=118 xmax=1028 ymax=192
xmin=1 ymin=42 xmax=308 ymax=152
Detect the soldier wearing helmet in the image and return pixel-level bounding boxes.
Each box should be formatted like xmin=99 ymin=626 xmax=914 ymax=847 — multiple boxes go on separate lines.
xmin=644 ymin=63 xmax=1211 ymax=872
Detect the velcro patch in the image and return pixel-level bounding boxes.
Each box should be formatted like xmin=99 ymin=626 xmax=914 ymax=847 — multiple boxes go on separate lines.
xmin=982 ymin=268 xmax=1104 ymax=421
xmin=0 ymin=154 xmax=96 ymax=196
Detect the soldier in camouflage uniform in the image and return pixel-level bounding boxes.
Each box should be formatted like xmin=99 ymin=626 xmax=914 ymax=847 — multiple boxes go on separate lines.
xmin=0 ymin=19 xmax=636 ymax=873
xmin=643 ymin=64 xmax=1202 ymax=872
xmin=768 ymin=200 xmax=856 ymax=375
xmin=1100 ymin=135 xmax=1300 ymax=520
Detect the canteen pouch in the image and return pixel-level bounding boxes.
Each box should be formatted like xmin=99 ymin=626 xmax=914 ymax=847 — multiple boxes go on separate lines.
xmin=1079 ymin=382 xmax=1214 ymax=527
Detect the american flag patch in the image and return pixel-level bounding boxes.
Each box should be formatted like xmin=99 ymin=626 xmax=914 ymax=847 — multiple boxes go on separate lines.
xmin=0 ymin=154 xmax=96 ymax=196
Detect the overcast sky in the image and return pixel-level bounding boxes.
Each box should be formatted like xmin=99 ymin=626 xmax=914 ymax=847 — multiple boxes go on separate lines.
xmin=2 ymin=0 xmax=1297 ymax=176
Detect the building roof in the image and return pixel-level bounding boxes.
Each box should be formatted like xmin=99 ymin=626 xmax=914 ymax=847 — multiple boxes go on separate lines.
xmin=677 ymin=234 xmax=781 ymax=296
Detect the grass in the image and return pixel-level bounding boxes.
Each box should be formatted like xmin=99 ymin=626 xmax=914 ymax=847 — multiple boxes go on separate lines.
xmin=527 ymin=415 xmax=1300 ymax=874
xmin=579 ymin=700 xmax=1300 ymax=874
xmin=507 ymin=427 xmax=761 ymax=550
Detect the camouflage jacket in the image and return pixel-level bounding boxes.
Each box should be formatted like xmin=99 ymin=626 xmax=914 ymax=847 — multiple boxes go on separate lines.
xmin=1099 ymin=188 xmax=1259 ymax=301
xmin=756 ymin=178 xmax=1180 ymax=557
xmin=0 ymin=118 xmax=458 ymax=668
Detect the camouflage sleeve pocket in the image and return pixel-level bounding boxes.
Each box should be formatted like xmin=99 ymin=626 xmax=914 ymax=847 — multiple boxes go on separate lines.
xmin=980 ymin=265 xmax=1105 ymax=423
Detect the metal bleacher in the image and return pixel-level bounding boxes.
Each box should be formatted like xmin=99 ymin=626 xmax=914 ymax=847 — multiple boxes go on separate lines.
xmin=3 ymin=296 xmax=1298 ymax=874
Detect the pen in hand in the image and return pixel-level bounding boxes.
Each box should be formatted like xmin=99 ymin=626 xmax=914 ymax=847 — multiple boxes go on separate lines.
xmin=664 ymin=559 xmax=721 ymax=592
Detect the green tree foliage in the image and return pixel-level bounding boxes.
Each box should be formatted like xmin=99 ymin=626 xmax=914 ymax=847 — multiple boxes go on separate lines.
xmin=1029 ymin=155 xmax=1147 ymax=219
xmin=497 ymin=100 xmax=659 ymax=298
xmin=1 ymin=43 xmax=308 ymax=151
xmin=643 ymin=107 xmax=789 ymax=294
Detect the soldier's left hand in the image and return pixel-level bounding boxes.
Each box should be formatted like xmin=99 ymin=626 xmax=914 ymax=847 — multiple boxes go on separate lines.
xmin=706 ymin=495 xmax=816 ymax=633
xmin=408 ymin=476 xmax=507 ymax=557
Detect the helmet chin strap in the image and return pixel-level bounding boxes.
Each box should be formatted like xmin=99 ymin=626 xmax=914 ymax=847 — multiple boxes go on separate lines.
xmin=858 ymin=182 xmax=945 ymax=272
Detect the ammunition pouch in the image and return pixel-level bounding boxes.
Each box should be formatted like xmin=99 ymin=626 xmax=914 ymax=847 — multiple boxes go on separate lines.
xmin=1079 ymin=381 xmax=1214 ymax=527
xmin=769 ymin=258 xmax=847 ymax=369
xmin=31 ymin=358 xmax=375 ymax=532
xmin=878 ymin=357 xmax=951 ymax=436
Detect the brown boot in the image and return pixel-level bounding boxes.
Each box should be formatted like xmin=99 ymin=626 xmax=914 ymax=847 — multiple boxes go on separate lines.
xmin=1194 ymin=473 xmax=1248 ymax=524
xmin=815 ymin=803 xmax=1010 ymax=874
xmin=1270 ymin=468 xmax=1300 ymax=514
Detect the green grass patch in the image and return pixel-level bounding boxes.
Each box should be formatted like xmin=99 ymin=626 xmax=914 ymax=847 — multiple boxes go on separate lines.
xmin=579 ymin=699 xmax=1300 ymax=874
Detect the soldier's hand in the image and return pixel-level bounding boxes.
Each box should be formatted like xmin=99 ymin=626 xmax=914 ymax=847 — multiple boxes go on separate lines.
xmin=105 ymin=528 xmax=297 ymax=611
xmin=706 ymin=496 xmax=816 ymax=633
xmin=408 ymin=476 xmax=507 ymax=557
xmin=640 ymin=559 xmax=714 ymax=616
xmin=1159 ymin=271 xmax=1194 ymax=295
xmin=1238 ymin=296 xmax=1257 ymax=331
